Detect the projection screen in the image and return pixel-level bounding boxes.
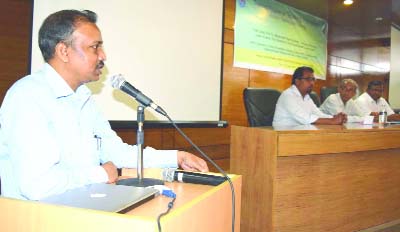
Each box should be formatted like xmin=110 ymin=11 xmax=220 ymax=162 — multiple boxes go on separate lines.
xmin=31 ymin=0 xmax=224 ymax=123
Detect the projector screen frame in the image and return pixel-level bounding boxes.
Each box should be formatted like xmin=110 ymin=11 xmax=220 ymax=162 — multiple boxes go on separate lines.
xmin=28 ymin=0 xmax=227 ymax=128
xmin=110 ymin=120 xmax=228 ymax=129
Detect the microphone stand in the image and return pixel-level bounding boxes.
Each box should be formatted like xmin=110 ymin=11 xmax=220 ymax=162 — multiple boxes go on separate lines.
xmin=116 ymin=105 xmax=164 ymax=187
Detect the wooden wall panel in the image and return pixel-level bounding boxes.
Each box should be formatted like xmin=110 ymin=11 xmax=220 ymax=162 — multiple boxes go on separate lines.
xmin=0 ymin=37 xmax=30 ymax=79
xmin=173 ymin=127 xmax=230 ymax=172
xmin=224 ymin=29 xmax=234 ymax=44
xmin=0 ymin=1 xmax=32 ymax=37
xmin=222 ymin=43 xmax=249 ymax=127
xmin=209 ymin=158 xmax=230 ymax=172
xmin=174 ymin=128 xmax=230 ymax=148
xmin=249 ymin=70 xmax=291 ymax=91
xmin=115 ymin=128 xmax=165 ymax=149
xmin=185 ymin=145 xmax=230 ymax=172
xmin=224 ymin=0 xmax=235 ymax=30
xmin=159 ymin=128 xmax=175 ymax=150
xmin=116 ymin=127 xmax=231 ymax=172
xmin=249 ymin=70 xmax=326 ymax=96
xmin=0 ymin=80 xmax=15 ymax=102
xmin=0 ymin=0 xmax=32 ymax=103
xmin=185 ymin=144 xmax=230 ymax=160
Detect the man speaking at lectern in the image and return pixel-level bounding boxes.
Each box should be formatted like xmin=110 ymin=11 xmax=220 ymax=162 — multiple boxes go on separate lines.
xmin=0 ymin=10 xmax=208 ymax=200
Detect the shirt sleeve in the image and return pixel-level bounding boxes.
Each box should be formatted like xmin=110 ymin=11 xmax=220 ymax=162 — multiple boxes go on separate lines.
xmin=93 ymin=110 xmax=178 ymax=169
xmin=381 ymin=99 xmax=395 ymax=115
xmin=319 ymin=96 xmax=338 ymax=115
xmin=279 ymin=93 xmax=329 ymax=125
xmin=355 ymin=96 xmax=372 ymax=115
xmin=311 ymin=103 xmax=333 ymax=120
xmin=346 ymin=100 xmax=368 ymax=122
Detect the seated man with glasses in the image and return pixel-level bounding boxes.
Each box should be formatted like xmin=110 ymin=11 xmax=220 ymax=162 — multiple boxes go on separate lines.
xmin=355 ymin=80 xmax=400 ymax=121
xmin=319 ymin=79 xmax=368 ymax=122
xmin=273 ymin=66 xmax=346 ymax=127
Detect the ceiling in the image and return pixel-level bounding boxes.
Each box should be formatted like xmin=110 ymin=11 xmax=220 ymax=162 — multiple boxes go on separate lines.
xmin=276 ymin=0 xmax=396 ymax=70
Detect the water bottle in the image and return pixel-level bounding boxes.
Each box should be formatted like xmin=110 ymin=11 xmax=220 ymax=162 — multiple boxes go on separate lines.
xmin=379 ymin=108 xmax=387 ymax=124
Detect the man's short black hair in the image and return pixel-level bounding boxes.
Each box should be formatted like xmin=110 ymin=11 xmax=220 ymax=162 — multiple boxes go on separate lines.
xmin=38 ymin=10 xmax=97 ymax=62
xmin=291 ymin=66 xmax=314 ymax=84
xmin=367 ymin=80 xmax=383 ymax=90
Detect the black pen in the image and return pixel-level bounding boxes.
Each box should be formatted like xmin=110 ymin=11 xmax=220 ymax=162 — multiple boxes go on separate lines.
xmin=94 ymin=135 xmax=102 ymax=150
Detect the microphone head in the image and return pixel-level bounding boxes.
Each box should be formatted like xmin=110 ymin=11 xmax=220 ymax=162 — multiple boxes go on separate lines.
xmin=162 ymin=168 xmax=176 ymax=182
xmin=109 ymin=74 xmax=125 ymax=89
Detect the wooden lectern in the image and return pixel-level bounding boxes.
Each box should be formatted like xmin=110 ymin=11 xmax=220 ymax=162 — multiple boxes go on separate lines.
xmin=0 ymin=169 xmax=241 ymax=232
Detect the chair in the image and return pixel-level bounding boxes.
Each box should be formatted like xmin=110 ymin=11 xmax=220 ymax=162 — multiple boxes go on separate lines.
xmin=309 ymin=91 xmax=321 ymax=107
xmin=320 ymin=86 xmax=338 ymax=103
xmin=243 ymin=88 xmax=281 ymax=127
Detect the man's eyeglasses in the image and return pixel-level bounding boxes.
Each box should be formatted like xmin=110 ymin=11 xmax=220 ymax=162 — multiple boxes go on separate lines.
xmin=298 ymin=77 xmax=316 ymax=82
xmin=369 ymin=87 xmax=383 ymax=93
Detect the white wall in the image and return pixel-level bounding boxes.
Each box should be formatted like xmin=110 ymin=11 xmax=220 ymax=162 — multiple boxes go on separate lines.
xmin=389 ymin=25 xmax=400 ymax=108
xmin=32 ymin=0 xmax=224 ymax=121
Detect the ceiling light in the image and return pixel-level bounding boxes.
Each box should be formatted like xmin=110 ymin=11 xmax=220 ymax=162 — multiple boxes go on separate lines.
xmin=343 ymin=0 xmax=353 ymax=5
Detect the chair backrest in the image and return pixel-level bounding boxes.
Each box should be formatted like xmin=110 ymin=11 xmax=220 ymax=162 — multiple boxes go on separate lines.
xmin=243 ymin=88 xmax=281 ymax=127
xmin=320 ymin=86 xmax=338 ymax=103
xmin=309 ymin=91 xmax=321 ymax=107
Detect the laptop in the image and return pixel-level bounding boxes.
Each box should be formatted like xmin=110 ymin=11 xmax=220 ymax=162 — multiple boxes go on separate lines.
xmin=40 ymin=183 xmax=158 ymax=213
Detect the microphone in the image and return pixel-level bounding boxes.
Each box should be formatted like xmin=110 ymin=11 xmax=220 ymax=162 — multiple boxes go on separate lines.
xmin=162 ymin=168 xmax=226 ymax=186
xmin=109 ymin=74 xmax=166 ymax=116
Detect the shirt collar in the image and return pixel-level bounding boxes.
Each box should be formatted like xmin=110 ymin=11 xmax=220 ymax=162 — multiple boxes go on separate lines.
xmin=42 ymin=63 xmax=91 ymax=101
xmin=335 ymin=93 xmax=347 ymax=106
xmin=290 ymin=84 xmax=311 ymax=100
xmin=363 ymin=92 xmax=381 ymax=104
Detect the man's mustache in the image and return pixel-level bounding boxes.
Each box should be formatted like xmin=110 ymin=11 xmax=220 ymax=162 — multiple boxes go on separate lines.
xmin=96 ymin=61 xmax=105 ymax=69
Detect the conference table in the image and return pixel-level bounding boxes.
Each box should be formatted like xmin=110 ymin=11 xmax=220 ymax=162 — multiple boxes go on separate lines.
xmin=230 ymin=123 xmax=400 ymax=232
xmin=0 ymin=169 xmax=241 ymax=232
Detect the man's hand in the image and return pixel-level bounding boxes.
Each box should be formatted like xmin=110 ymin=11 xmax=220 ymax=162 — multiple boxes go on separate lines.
xmin=334 ymin=112 xmax=347 ymax=124
xmin=370 ymin=112 xmax=379 ymax=122
xmin=388 ymin=113 xmax=400 ymax=121
xmin=101 ymin=161 xmax=118 ymax=183
xmin=177 ymin=151 xmax=209 ymax=172
xmin=370 ymin=112 xmax=379 ymax=117
xmin=314 ymin=112 xmax=347 ymax=125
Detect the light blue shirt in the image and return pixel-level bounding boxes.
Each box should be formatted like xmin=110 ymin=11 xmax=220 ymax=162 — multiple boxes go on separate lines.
xmin=0 ymin=64 xmax=177 ymax=200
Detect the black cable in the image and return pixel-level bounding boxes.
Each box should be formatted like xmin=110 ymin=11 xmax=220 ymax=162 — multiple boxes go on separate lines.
xmin=162 ymin=110 xmax=236 ymax=232
xmin=157 ymin=197 xmax=176 ymax=232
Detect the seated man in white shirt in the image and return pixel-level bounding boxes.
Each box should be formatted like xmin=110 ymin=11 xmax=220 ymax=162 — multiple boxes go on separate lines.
xmin=320 ymin=79 xmax=368 ymax=122
xmin=273 ymin=66 xmax=346 ymax=127
xmin=355 ymin=80 xmax=400 ymax=121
